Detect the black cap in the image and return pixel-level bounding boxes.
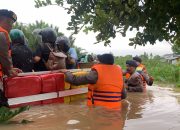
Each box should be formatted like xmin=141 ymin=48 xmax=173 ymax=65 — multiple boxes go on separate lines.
xmin=0 ymin=9 xmax=17 ymax=22
xmin=133 ymin=56 xmax=142 ymax=63
xmin=126 ymin=60 xmax=138 ymax=67
xmin=97 ymin=53 xmax=114 ymax=65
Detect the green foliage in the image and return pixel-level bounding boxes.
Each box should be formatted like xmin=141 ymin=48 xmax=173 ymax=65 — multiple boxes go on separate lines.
xmin=0 ymin=106 xmax=30 ymax=123
xmin=115 ymin=53 xmax=179 ymax=85
xmin=35 ymin=0 xmax=180 ymax=46
xmin=172 ymin=38 xmax=180 ymax=54
xmin=13 ymin=20 xmax=63 ymax=51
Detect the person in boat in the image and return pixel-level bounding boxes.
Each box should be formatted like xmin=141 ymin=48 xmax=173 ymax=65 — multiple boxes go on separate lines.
xmin=33 ymin=27 xmax=57 ymax=71
xmin=56 ymin=36 xmax=78 ymax=69
xmin=60 ymin=53 xmax=127 ymax=109
xmin=0 ymin=9 xmax=22 ymax=107
xmin=10 ymin=29 xmax=34 ymax=72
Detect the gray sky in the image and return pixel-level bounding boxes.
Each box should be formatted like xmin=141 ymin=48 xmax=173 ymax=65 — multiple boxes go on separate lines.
xmin=0 ymin=0 xmax=173 ymax=56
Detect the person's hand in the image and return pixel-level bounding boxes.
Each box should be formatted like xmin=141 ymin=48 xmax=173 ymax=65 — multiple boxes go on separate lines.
xmin=9 ymin=68 xmax=23 ymax=77
xmin=149 ymin=76 xmax=154 ymax=81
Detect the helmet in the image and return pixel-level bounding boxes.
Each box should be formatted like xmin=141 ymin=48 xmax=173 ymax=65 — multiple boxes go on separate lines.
xmin=97 ymin=53 xmax=114 ymax=65
xmin=56 ymin=36 xmax=71 ymax=47
xmin=133 ymin=56 xmax=142 ymax=63
xmin=10 ymin=29 xmax=25 ymax=44
xmin=56 ymin=36 xmax=70 ymax=53
xmin=0 ymin=9 xmax=17 ymax=22
xmin=39 ymin=27 xmax=57 ymax=44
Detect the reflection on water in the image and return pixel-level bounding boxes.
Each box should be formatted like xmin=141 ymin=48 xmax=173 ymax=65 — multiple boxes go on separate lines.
xmin=0 ymin=86 xmax=180 ymax=130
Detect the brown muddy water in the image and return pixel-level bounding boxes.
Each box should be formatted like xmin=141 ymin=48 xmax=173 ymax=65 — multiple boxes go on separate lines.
xmin=0 ymin=85 xmax=180 ymax=130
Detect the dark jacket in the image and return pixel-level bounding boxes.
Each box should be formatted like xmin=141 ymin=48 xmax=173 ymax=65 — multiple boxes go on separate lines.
xmin=12 ymin=43 xmax=33 ymax=72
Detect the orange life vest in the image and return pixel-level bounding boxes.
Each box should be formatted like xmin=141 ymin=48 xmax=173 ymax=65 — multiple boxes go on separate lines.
xmin=125 ymin=73 xmax=130 ymax=79
xmin=0 ymin=26 xmax=11 ymax=77
xmin=138 ymin=64 xmax=147 ymax=73
xmin=87 ymin=64 xmax=124 ymax=109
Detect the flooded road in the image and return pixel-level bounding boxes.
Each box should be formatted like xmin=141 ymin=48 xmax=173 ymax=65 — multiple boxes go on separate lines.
xmin=0 ymin=85 xmax=180 ymax=130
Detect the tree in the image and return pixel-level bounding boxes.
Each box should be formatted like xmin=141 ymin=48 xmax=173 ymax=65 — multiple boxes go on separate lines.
xmin=172 ymin=38 xmax=180 ymax=54
xmin=35 ymin=0 xmax=180 ymax=46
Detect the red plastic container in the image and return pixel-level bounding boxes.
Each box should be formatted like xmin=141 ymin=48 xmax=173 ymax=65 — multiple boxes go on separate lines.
xmin=4 ymin=76 xmax=42 ymax=107
xmin=40 ymin=73 xmax=65 ymax=105
xmin=4 ymin=73 xmax=65 ymax=107
xmin=4 ymin=76 xmax=42 ymax=98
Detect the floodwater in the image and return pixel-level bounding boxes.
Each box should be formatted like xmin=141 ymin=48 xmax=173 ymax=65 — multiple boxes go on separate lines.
xmin=1 ymin=85 xmax=180 ymax=130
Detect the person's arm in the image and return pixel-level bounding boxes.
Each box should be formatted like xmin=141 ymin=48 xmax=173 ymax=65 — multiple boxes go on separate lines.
xmin=123 ymin=70 xmax=127 ymax=76
xmin=33 ymin=44 xmax=42 ymax=63
xmin=65 ymin=69 xmax=98 ymax=86
xmin=141 ymin=72 xmax=154 ymax=86
xmin=66 ymin=48 xmax=78 ymax=65
xmin=0 ymin=32 xmax=12 ymax=76
xmin=66 ymin=54 xmax=76 ymax=65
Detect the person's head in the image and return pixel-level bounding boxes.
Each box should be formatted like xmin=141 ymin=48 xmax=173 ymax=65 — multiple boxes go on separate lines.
xmin=0 ymin=9 xmax=17 ymax=32
xmin=97 ymin=53 xmax=114 ymax=65
xmin=10 ymin=29 xmax=25 ymax=45
xmin=133 ymin=56 xmax=142 ymax=65
xmin=87 ymin=54 xmax=94 ymax=62
xmin=56 ymin=36 xmax=70 ymax=53
xmin=126 ymin=60 xmax=138 ymax=74
xmin=39 ymin=27 xmax=57 ymax=45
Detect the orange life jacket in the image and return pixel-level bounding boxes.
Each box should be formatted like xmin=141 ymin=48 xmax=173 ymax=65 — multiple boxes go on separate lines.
xmin=87 ymin=64 xmax=124 ymax=109
xmin=125 ymin=73 xmax=130 ymax=79
xmin=138 ymin=64 xmax=147 ymax=73
xmin=0 ymin=26 xmax=11 ymax=77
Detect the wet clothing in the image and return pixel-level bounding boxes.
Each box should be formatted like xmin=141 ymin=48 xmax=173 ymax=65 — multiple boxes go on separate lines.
xmin=0 ymin=27 xmax=11 ymax=108
xmin=33 ymin=43 xmax=51 ymax=71
xmin=87 ymin=64 xmax=125 ymax=109
xmin=126 ymin=72 xmax=144 ymax=92
xmin=12 ymin=44 xmax=33 ymax=72
xmin=0 ymin=27 xmax=12 ymax=77
xmin=65 ymin=64 xmax=127 ymax=109
xmin=65 ymin=69 xmax=98 ymax=85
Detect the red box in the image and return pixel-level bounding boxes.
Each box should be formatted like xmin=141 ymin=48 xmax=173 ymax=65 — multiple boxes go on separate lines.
xmin=40 ymin=73 xmax=65 ymax=104
xmin=4 ymin=76 xmax=42 ymax=98
xmin=4 ymin=73 xmax=65 ymax=107
xmin=40 ymin=73 xmax=64 ymax=93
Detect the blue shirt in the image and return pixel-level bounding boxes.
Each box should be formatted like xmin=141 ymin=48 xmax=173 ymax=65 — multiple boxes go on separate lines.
xmin=68 ymin=48 xmax=78 ymax=60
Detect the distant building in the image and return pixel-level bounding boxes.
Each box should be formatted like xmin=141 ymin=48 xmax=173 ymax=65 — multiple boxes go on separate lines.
xmin=163 ymin=54 xmax=180 ymax=65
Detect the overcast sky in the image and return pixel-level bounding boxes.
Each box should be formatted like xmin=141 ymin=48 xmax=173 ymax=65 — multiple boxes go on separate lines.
xmin=0 ymin=0 xmax=173 ymax=56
